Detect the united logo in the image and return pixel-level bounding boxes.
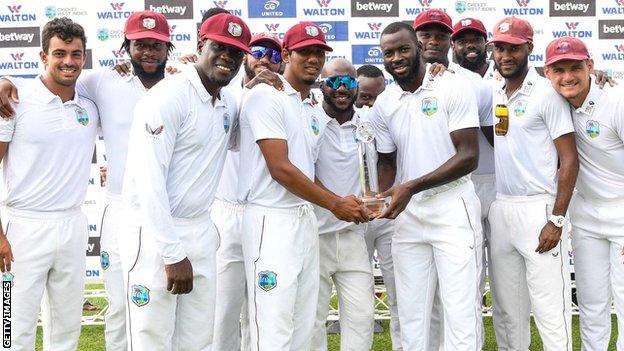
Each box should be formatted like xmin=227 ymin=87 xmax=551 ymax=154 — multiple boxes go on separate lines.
xmin=258 ymin=271 xmax=277 ymax=291
xmin=76 ymin=108 xmax=89 ymax=126
xmin=100 ymin=251 xmax=110 ymax=270
xmin=421 ymin=97 xmax=438 ymax=116
xmin=131 ymin=285 xmax=150 ymax=307
xmin=586 ymin=120 xmax=600 ymax=139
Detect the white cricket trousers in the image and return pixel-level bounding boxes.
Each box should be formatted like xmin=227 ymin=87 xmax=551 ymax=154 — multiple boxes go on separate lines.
xmin=365 ymin=219 xmax=402 ymax=351
xmin=242 ymin=203 xmax=319 ymax=351
xmin=570 ymin=193 xmax=624 ymax=351
xmin=99 ymin=196 xmax=127 ymax=351
xmin=210 ymin=199 xmax=250 ymax=351
xmin=488 ymin=193 xmax=572 ymax=351
xmin=125 ymin=211 xmax=218 ymax=351
xmin=3 ymin=207 xmax=88 ymax=351
xmin=311 ymin=229 xmax=374 ymax=351
xmin=392 ymin=182 xmax=483 ymax=351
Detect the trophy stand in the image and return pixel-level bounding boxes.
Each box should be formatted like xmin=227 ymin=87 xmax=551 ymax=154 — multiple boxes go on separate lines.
xmin=356 ymin=122 xmax=385 ymax=213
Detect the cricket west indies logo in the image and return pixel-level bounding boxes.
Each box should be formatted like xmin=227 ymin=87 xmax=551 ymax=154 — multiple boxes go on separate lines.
xmin=1 ymin=4 xmax=36 ymax=22
xmin=303 ymin=0 xmax=346 ymax=16
xmin=550 ymin=0 xmax=595 ymax=17
xmin=551 ymin=22 xmax=593 ymax=38
xmin=502 ymin=0 xmax=544 ymax=15
xmin=0 ymin=52 xmax=39 ymax=70
xmin=354 ymin=22 xmax=383 ymax=40
xmin=97 ymin=3 xmax=133 ymax=20
xmin=210 ymin=0 xmax=242 ymax=16
xmin=248 ymin=0 xmax=296 ymax=18
xmin=602 ymin=0 xmax=624 ymax=15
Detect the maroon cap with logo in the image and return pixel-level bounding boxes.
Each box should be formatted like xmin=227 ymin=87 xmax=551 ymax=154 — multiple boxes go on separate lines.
xmin=451 ymin=18 xmax=487 ymax=41
xmin=249 ymin=32 xmax=282 ymax=50
xmin=124 ymin=11 xmax=170 ymax=43
xmin=488 ymin=17 xmax=533 ymax=45
xmin=545 ymin=36 xmax=590 ymax=66
xmin=199 ymin=13 xmax=252 ymax=53
xmin=283 ymin=22 xmax=333 ymax=52
xmin=413 ymin=9 xmax=453 ymax=32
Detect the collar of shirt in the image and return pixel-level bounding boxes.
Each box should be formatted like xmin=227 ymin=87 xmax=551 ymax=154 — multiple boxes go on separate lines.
xmin=281 ymin=75 xmax=317 ymax=105
xmin=327 ymin=109 xmax=360 ymax=129
xmin=182 ymin=64 xmax=225 ymax=107
xmin=575 ymin=76 xmax=600 ymax=116
xmin=34 ymin=75 xmax=88 ymax=108
xmin=390 ymin=63 xmax=435 ymax=101
xmin=498 ymin=66 xmax=538 ymax=99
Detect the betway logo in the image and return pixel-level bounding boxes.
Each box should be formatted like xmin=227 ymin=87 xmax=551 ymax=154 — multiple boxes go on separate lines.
xmin=355 ymin=2 xmax=393 ymax=12
xmin=553 ymin=2 xmax=589 ymax=12
xmin=0 ymin=32 xmax=34 ymax=42
xmin=149 ymin=4 xmax=187 ymax=16
xmin=604 ymin=24 xmax=624 ymax=34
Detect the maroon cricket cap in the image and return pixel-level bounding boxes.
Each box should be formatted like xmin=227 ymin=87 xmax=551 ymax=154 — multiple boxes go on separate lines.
xmin=283 ymin=22 xmax=333 ymax=52
xmin=545 ymin=37 xmax=590 ymax=66
xmin=451 ymin=18 xmax=487 ymax=41
xmin=413 ymin=9 xmax=453 ymax=33
xmin=249 ymin=32 xmax=282 ymax=50
xmin=124 ymin=11 xmax=170 ymax=43
xmin=488 ymin=17 xmax=533 ymax=45
xmin=199 ymin=13 xmax=252 ymax=54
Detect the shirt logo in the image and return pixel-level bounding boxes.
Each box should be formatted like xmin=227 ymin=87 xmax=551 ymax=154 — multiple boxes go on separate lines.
xmin=258 ymin=270 xmax=277 ymax=291
xmin=75 ymin=108 xmax=89 ymax=126
xmin=100 ymin=251 xmax=110 ymax=270
xmin=145 ymin=123 xmax=164 ymax=136
xmin=586 ymin=120 xmax=600 ymax=139
xmin=514 ymin=100 xmax=527 ymax=116
xmin=228 ymin=22 xmax=242 ymax=37
xmin=223 ymin=112 xmax=230 ymax=133
xmin=143 ymin=18 xmax=156 ymax=29
xmin=130 ymin=285 xmax=150 ymax=307
xmin=305 ymin=25 xmax=319 ymax=37
xmin=421 ymin=97 xmax=438 ymax=116
xmin=499 ymin=22 xmax=511 ymax=33
xmin=311 ymin=116 xmax=320 ymax=135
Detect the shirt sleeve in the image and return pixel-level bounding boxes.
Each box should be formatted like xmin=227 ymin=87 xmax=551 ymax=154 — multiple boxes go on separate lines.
xmin=0 ymin=113 xmax=16 ymax=142
xmin=445 ymin=75 xmax=480 ymax=132
xmin=241 ymin=84 xmax=286 ymax=142
xmin=129 ymin=90 xmax=186 ymax=265
xmin=369 ymin=96 xmax=396 ymax=154
xmin=541 ymin=87 xmax=575 ymax=140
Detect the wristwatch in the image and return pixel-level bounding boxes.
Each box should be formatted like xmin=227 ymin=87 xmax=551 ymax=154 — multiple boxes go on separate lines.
xmin=549 ymin=214 xmax=567 ymax=228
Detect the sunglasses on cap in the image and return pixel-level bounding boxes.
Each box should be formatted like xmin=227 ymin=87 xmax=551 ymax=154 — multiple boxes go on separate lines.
xmin=250 ymin=46 xmax=282 ymax=64
xmin=495 ymin=104 xmax=509 ymax=136
xmin=324 ymin=75 xmax=359 ymax=90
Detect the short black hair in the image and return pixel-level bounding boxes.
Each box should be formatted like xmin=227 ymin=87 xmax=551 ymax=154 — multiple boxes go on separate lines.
xmin=357 ymin=64 xmax=384 ymax=78
xmin=41 ymin=17 xmax=86 ymax=53
xmin=381 ymin=22 xmax=418 ymax=44
xmin=201 ymin=7 xmax=230 ymax=24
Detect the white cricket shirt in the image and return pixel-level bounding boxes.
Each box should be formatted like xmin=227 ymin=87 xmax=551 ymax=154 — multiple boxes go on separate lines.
xmin=0 ymin=76 xmax=99 ymax=211
xmin=238 ymin=77 xmax=329 ymax=208
xmin=570 ymin=81 xmax=624 ymax=201
xmin=369 ymin=65 xmax=480 ymax=201
xmin=123 ymin=65 xmax=238 ymax=264
xmin=493 ymin=67 xmax=575 ymax=196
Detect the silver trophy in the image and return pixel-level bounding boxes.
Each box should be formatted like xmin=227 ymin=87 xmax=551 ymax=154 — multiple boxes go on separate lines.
xmin=355 ymin=122 xmax=385 ymax=213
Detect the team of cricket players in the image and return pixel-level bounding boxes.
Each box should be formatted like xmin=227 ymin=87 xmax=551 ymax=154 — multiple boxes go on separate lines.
xmin=0 ymin=5 xmax=621 ymax=351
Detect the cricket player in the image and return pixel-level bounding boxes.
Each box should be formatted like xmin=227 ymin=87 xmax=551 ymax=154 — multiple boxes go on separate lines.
xmin=121 ymin=13 xmax=250 ymax=350
xmin=370 ymin=21 xmax=482 ymax=350
xmin=355 ymin=64 xmax=386 ymax=109
xmin=543 ymin=37 xmax=624 ymax=351
xmin=0 ymin=18 xmax=98 ymax=350
xmin=238 ymin=22 xmax=371 ymax=350
xmin=311 ymin=59 xmax=375 ymax=351
xmin=212 ymin=32 xmax=283 ymax=351
xmin=487 ymin=17 xmax=578 ymax=351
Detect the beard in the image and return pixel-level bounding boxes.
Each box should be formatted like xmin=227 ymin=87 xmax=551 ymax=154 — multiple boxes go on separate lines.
xmin=386 ymin=57 xmax=421 ymax=87
xmin=322 ymin=89 xmax=357 ymax=113
xmin=495 ymin=54 xmax=529 ymax=79
xmin=454 ymin=50 xmax=487 ymax=72
xmin=243 ymin=58 xmax=256 ymax=80
xmin=131 ymin=58 xmax=166 ymax=81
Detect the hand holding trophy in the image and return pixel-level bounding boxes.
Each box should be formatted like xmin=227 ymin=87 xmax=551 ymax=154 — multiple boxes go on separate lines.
xmin=355 ymin=121 xmax=386 ymax=217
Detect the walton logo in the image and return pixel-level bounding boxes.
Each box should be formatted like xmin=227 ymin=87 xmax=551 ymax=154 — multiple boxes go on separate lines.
xmin=616 ymin=44 xmax=624 ymax=52
xmin=602 ymin=0 xmax=624 ymax=14
xmin=97 ymin=3 xmax=132 ymax=19
xmin=2 ymin=4 xmax=36 ymax=22
xmin=7 ymin=5 xmax=21 ymax=13
xmin=214 ymin=0 xmax=227 ymax=7
xmin=169 ymin=25 xmax=191 ymax=41
xmin=566 ymin=22 xmax=578 ymax=30
xmin=368 ymin=22 xmax=382 ymax=31
xmin=317 ymin=0 xmax=330 ymax=7
xmin=616 ymin=0 xmax=624 ymax=6
xmin=10 ymin=52 xmax=23 ymax=60
xmin=516 ymin=0 xmax=529 ymax=6
xmin=112 ymin=49 xmax=126 ymax=58
xmin=602 ymin=44 xmax=624 ymax=60
xmin=110 ymin=3 xmax=125 ymax=11
xmin=0 ymin=52 xmax=39 ymax=70
xmin=553 ymin=22 xmax=592 ymax=38
xmin=265 ymin=23 xmax=279 ymax=32
xmin=503 ymin=0 xmax=543 ymax=15
xmin=418 ymin=0 xmax=432 ymax=6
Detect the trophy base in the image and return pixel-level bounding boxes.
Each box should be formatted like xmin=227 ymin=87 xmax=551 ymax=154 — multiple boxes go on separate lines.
xmin=361 ymin=197 xmax=385 ymax=214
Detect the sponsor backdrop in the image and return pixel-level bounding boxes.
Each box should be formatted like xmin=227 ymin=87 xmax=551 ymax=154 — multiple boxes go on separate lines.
xmin=1 ymin=0 xmax=622 ymax=280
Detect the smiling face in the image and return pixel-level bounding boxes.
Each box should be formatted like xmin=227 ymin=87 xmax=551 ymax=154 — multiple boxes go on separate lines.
xmin=355 ymin=75 xmax=385 ymax=108
xmin=128 ymin=38 xmax=168 ymax=79
xmin=283 ymin=45 xmax=326 ymax=86
xmin=492 ymin=42 xmax=532 ymax=79
xmin=452 ymin=31 xmax=487 ymax=71
xmin=544 ymin=59 xmax=593 ymax=108
xmin=320 ymin=59 xmax=358 ymax=113
xmin=197 ymin=39 xmax=244 ymax=87
xmin=243 ymin=43 xmax=282 ymax=79
xmin=380 ymin=28 xmax=421 ymax=87
xmin=40 ymin=36 xmax=86 ymax=87
xmin=416 ymin=24 xmax=451 ymax=64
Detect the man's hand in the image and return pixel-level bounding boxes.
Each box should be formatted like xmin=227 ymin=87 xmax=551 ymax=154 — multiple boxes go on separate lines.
xmin=376 ymin=182 xmax=413 ymax=219
xmin=593 ymin=69 xmax=617 ymax=89
xmin=0 ymin=78 xmax=19 ymax=119
xmin=535 ymin=221 xmax=562 ymax=253
xmin=178 ymin=54 xmax=198 ymax=64
xmin=164 ymin=257 xmax=193 ymax=294
xmin=330 ymin=195 xmax=372 ymax=224
xmin=0 ymin=234 xmax=14 ymax=273
xmin=245 ymin=69 xmax=283 ymax=91
xmin=111 ymin=61 xmax=131 ymax=76
xmin=428 ymin=62 xmax=452 ymax=77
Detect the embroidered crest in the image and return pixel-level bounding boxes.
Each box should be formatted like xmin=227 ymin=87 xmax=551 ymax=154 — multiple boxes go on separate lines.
xmin=499 ymin=22 xmax=511 ymax=33
xmin=145 ymin=123 xmax=164 ymax=136
xmin=514 ymin=100 xmax=527 ymax=117
xmin=258 ymin=271 xmax=277 ymax=291
xmin=305 ymin=25 xmax=319 ymax=37
xmin=76 ymin=108 xmax=89 ymax=126
xmin=556 ymin=41 xmax=571 ymax=54
xmin=2 ymin=272 xmax=14 ymax=288
xmin=228 ymin=22 xmax=242 ymax=37
xmin=100 ymin=251 xmax=110 ymax=270
xmin=584 ymin=100 xmax=595 ymax=115
xmin=223 ymin=113 xmax=230 ymax=133
xmin=311 ymin=116 xmax=320 ymax=136
xmin=355 ymin=122 xmax=375 ymax=143
xmin=586 ymin=120 xmax=600 ymax=139
xmin=460 ymin=19 xmax=472 ymax=26
xmin=130 ymin=285 xmax=150 ymax=307
xmin=143 ymin=18 xmax=156 ymax=30
xmin=421 ymin=97 xmax=438 ymax=116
